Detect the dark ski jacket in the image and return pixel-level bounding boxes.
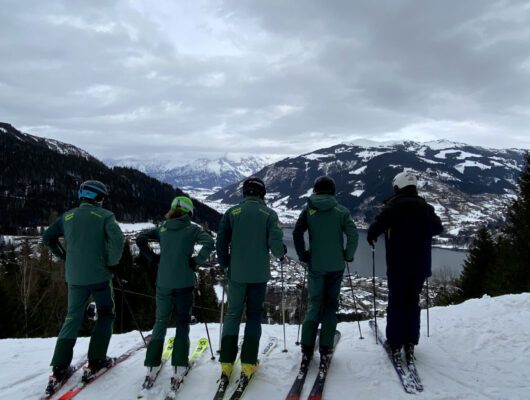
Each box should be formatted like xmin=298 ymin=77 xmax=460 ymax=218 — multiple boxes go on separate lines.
xmin=216 ymin=196 xmax=285 ymax=283
xmin=367 ymin=186 xmax=443 ymax=279
xmin=293 ymin=194 xmax=358 ymax=272
xmin=136 ymin=215 xmax=214 ymax=289
xmin=42 ymin=202 xmax=125 ymax=285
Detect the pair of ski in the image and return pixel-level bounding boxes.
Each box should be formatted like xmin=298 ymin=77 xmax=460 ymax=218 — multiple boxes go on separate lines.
xmin=213 ymin=336 xmax=278 ymax=400
xmin=158 ymin=337 xmax=210 ymax=400
xmin=368 ymin=320 xmax=424 ymax=394
xmin=285 ymin=330 xmax=341 ymax=400
xmin=42 ymin=334 xmax=153 ymax=400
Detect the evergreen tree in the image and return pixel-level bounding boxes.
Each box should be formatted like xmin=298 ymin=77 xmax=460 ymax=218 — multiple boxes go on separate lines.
xmin=485 ymin=152 xmax=530 ymax=295
xmin=458 ymin=226 xmax=496 ymax=300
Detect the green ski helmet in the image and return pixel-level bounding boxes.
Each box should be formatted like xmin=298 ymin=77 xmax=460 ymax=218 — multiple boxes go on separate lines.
xmin=171 ymin=196 xmax=194 ymax=216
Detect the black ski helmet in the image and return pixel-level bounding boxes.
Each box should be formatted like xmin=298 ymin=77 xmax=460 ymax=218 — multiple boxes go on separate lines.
xmin=313 ymin=176 xmax=336 ymax=195
xmin=242 ymin=176 xmax=266 ymax=199
xmin=78 ymin=180 xmax=109 ymax=202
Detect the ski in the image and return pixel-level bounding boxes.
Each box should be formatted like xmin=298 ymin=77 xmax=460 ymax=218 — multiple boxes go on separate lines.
xmin=135 ymin=336 xmax=175 ymax=399
xmin=212 ymin=336 xmax=244 ymax=400
xmin=284 ymin=357 xmax=311 ymax=400
xmin=227 ymin=336 xmax=278 ymax=400
xmin=369 ymin=320 xmax=416 ymax=394
xmin=212 ymin=374 xmax=230 ymax=400
xmin=285 ymin=330 xmax=320 ymax=400
xmin=57 ymin=334 xmax=152 ymax=400
xmin=407 ymin=360 xmax=424 ymax=392
xmin=306 ymin=330 xmax=341 ymax=400
xmin=162 ymin=337 xmax=209 ymax=400
xmin=40 ymin=357 xmax=88 ymax=399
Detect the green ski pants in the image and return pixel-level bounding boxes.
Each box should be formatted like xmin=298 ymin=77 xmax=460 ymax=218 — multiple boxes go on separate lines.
xmin=144 ymin=286 xmax=193 ymax=367
xmin=219 ymin=280 xmax=266 ymax=365
xmin=51 ymin=280 xmax=115 ymax=368
xmin=301 ymin=270 xmax=343 ymax=353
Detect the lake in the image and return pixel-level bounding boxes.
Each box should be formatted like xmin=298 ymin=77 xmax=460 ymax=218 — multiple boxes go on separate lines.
xmin=283 ymin=228 xmax=467 ymax=279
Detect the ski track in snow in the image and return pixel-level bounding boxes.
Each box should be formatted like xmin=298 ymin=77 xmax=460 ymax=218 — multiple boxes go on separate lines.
xmin=1 ymin=294 xmax=530 ymax=399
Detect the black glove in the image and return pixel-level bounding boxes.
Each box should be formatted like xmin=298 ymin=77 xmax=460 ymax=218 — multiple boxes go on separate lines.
xmin=189 ymin=257 xmax=198 ymax=271
xmin=299 ymin=250 xmax=310 ymax=264
xmin=345 ymin=257 xmax=353 ymax=263
xmin=367 ymin=233 xmax=377 ymax=247
xmin=283 ymin=244 xmax=288 ymax=256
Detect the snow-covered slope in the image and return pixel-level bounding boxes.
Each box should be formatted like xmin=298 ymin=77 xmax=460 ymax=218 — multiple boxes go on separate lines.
xmin=208 ymin=140 xmax=526 ymax=241
xmin=105 ymin=156 xmax=274 ymax=189
xmin=2 ymin=294 xmax=529 ymax=399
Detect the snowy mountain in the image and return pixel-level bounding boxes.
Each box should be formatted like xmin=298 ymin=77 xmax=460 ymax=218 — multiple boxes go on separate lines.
xmin=0 ymin=122 xmax=221 ymax=233
xmin=1 ymin=293 xmax=529 ymax=399
xmin=105 ymin=156 xmax=273 ymax=189
xmin=0 ymin=122 xmax=94 ymax=160
xmin=208 ymin=139 xmax=527 ymax=241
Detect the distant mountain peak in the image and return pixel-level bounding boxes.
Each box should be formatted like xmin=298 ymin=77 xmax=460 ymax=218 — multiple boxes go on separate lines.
xmin=104 ymin=154 xmax=272 ymax=189
xmin=207 ymin=139 xmax=526 ymax=241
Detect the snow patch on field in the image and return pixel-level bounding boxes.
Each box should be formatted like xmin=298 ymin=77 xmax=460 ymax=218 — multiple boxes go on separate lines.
xmin=118 ymin=222 xmax=156 ymax=233
xmin=350 ymin=190 xmax=364 ymax=197
xmin=454 ymin=160 xmax=492 ymax=174
xmin=349 ymin=166 xmax=367 ymax=175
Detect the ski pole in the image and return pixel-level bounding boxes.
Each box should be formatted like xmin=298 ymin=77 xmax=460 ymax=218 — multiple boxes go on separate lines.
xmin=114 ymin=274 xmax=148 ymax=347
xmin=371 ymin=245 xmax=378 ymax=344
xmin=218 ymin=277 xmax=226 ymax=354
xmin=295 ymin=264 xmax=307 ymax=346
xmin=195 ymin=286 xmax=216 ymax=360
xmin=426 ymin=278 xmax=430 ymax=338
xmin=204 ymin=320 xmax=216 ymax=360
xmin=345 ymin=262 xmax=364 ymax=339
xmin=280 ymin=257 xmax=288 ymax=353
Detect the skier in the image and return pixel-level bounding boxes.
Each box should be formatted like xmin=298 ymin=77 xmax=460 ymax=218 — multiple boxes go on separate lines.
xmin=136 ymin=196 xmax=214 ymax=390
xmin=367 ymin=171 xmax=443 ymax=365
xmin=42 ymin=180 xmax=125 ymax=392
xmin=216 ymin=176 xmax=285 ymax=386
xmin=292 ymin=176 xmax=358 ymax=372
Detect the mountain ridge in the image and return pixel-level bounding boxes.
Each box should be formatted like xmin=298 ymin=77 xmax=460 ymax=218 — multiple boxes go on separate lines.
xmin=0 ymin=122 xmax=221 ymax=234
xmin=207 ymin=139 xmax=527 ymax=241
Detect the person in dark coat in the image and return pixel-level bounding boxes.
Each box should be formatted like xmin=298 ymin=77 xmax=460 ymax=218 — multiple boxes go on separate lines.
xmin=367 ymin=171 xmax=443 ymax=364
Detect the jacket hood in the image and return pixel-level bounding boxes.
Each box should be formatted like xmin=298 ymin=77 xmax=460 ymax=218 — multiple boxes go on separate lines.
xmin=308 ymin=194 xmax=338 ymax=211
xmin=241 ymin=196 xmax=266 ymax=205
xmin=163 ymin=215 xmax=191 ymax=230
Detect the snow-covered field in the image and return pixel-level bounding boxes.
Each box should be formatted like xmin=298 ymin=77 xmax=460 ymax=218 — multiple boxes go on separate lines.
xmin=1 ymin=294 xmax=529 ymax=399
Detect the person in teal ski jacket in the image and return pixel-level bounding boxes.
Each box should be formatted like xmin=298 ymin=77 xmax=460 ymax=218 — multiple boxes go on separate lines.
xmin=293 ymin=176 xmax=358 ymax=370
xmin=42 ymin=180 xmax=124 ymax=396
xmin=136 ymin=196 xmax=214 ymax=390
xmin=216 ymin=176 xmax=286 ymax=384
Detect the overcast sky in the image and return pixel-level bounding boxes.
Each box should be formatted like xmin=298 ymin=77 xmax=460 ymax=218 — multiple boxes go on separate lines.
xmin=1 ymin=0 xmax=529 ymax=162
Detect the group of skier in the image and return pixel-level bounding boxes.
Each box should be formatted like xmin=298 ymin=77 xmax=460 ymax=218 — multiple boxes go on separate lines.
xmin=41 ymin=170 xmax=443 ymax=398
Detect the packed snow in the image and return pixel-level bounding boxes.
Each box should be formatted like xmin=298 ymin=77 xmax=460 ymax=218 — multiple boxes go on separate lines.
xmin=1 ymin=294 xmax=529 ymax=399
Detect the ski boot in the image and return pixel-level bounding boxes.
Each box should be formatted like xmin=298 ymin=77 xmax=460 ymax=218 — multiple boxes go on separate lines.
xmin=241 ymin=362 xmax=258 ymax=380
xmin=318 ymin=347 xmax=332 ymax=375
xmin=391 ymin=347 xmax=403 ymax=367
xmin=217 ymin=362 xmax=233 ymax=393
xmin=142 ymin=365 xmax=162 ymax=389
xmin=404 ymin=343 xmax=415 ymax=365
xmin=82 ymin=356 xmax=115 ymax=382
xmin=45 ymin=366 xmax=74 ymax=396
xmin=169 ymin=366 xmax=187 ymax=391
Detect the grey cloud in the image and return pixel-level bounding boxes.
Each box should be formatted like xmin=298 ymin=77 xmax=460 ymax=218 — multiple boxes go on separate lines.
xmin=1 ymin=0 xmax=529 ymax=162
